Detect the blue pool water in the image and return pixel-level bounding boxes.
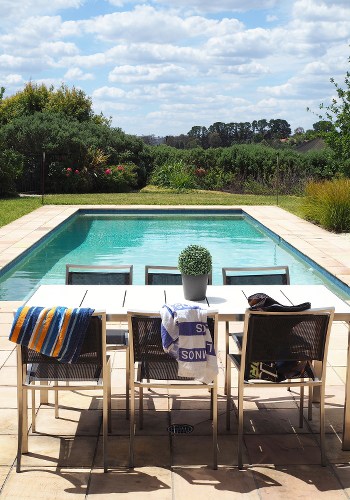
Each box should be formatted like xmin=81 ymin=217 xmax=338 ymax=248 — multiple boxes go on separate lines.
xmin=0 ymin=211 xmax=349 ymax=301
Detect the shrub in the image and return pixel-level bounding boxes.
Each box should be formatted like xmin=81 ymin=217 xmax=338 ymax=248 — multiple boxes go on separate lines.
xmin=95 ymin=163 xmax=138 ymax=192
xmin=303 ymin=178 xmax=350 ymax=232
xmin=150 ymin=160 xmax=196 ymax=191
xmin=0 ymin=149 xmax=24 ymax=195
xmin=178 ymin=245 xmax=212 ymax=275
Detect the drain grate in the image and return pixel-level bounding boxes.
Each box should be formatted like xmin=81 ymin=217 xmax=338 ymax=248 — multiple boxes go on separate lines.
xmin=167 ymin=423 xmax=194 ymax=435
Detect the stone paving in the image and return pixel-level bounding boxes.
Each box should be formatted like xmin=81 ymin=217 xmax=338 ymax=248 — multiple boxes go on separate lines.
xmin=0 ymin=205 xmax=350 ymax=498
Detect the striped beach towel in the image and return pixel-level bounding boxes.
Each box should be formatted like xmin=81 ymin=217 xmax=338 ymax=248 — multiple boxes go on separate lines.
xmin=160 ymin=303 xmax=218 ymax=384
xmin=9 ymin=305 xmax=94 ymax=363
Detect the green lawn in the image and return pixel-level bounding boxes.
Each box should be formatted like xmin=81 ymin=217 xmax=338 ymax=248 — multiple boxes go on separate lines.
xmin=0 ymin=190 xmax=305 ymax=228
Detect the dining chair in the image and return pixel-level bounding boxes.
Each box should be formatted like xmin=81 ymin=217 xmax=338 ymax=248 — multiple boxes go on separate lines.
xmin=16 ymin=311 xmax=111 ymax=472
xmin=222 ymin=266 xmax=290 ymax=286
xmin=66 ymin=264 xmax=133 ymax=418
xmin=226 ymin=307 xmax=334 ymax=468
xmin=145 ymin=265 xmax=213 ymax=285
xmin=127 ymin=310 xmax=219 ymax=469
xmin=145 ymin=265 xmax=182 ymax=285
xmin=222 ymin=266 xmax=290 ymax=392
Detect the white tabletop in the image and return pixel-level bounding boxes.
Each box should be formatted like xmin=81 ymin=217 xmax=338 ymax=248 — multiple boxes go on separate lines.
xmin=26 ymin=284 xmax=350 ymax=321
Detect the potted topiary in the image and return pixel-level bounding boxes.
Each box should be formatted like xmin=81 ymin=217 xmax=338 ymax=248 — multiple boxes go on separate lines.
xmin=178 ymin=244 xmax=212 ymax=300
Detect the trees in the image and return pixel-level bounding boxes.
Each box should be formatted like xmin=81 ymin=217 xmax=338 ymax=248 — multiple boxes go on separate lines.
xmin=312 ymin=120 xmax=334 ymax=133
xmin=0 ymin=83 xmax=107 ymax=126
xmin=170 ymin=119 xmax=292 ymax=149
xmin=318 ymin=57 xmax=350 ymax=165
xmin=0 ymin=82 xmax=148 ymax=194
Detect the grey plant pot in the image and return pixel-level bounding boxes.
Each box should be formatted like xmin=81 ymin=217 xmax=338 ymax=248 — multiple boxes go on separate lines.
xmin=181 ymin=274 xmax=208 ymax=301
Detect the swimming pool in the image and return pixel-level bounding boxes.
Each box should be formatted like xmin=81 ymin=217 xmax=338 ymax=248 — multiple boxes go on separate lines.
xmin=1 ymin=209 xmax=349 ymax=301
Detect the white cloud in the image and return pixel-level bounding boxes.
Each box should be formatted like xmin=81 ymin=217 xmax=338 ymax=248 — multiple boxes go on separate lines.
xmin=0 ymin=16 xmax=81 ymax=50
xmin=0 ymin=55 xmax=26 ymax=69
xmin=93 ymin=86 xmax=126 ymax=100
xmin=79 ymin=6 xmax=243 ymax=44
xmin=1 ymin=0 xmax=84 ymax=22
xmin=2 ymin=74 xmax=24 ymax=85
xmin=258 ymin=82 xmax=297 ymax=97
xmin=266 ymin=15 xmax=278 ymax=22
xmin=109 ymin=64 xmax=192 ymax=83
xmin=64 ymin=67 xmax=93 ymax=80
xmin=151 ymin=0 xmax=279 ymax=14
xmin=293 ymin=0 xmax=350 ymax=22
xmin=205 ymin=28 xmax=273 ymax=59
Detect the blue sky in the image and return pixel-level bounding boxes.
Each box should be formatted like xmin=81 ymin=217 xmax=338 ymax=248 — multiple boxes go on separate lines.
xmin=1 ymin=0 xmax=350 ymax=136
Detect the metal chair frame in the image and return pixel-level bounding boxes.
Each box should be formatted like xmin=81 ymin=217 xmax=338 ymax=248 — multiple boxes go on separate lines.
xmin=66 ymin=263 xmax=132 ymax=418
xmin=226 ymin=307 xmax=334 ymax=469
xmin=16 ymin=311 xmax=111 ymax=472
xmin=127 ymin=310 xmax=219 ymax=469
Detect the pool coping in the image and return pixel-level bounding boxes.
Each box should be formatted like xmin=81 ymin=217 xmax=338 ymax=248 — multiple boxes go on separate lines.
xmin=0 ymin=204 xmax=350 ymax=289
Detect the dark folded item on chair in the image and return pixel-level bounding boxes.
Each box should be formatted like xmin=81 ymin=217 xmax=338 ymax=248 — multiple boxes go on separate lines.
xmin=247 ymin=292 xmax=310 ymax=312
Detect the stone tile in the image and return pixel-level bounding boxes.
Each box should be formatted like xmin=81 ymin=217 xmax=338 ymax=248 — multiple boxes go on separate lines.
xmin=30 ymin=408 xmax=101 ymax=436
xmin=88 ymin=467 xmax=172 ymax=498
xmin=130 ymin=389 xmax=171 ymax=412
xmin=306 ymin=407 xmax=345 ymax=435
xmin=0 ymin=387 xmax=27 ymax=409
xmin=172 ymin=466 xmax=260 ymax=498
xmin=170 ymin=409 xmax=235 ymax=435
xmin=94 ymin=435 xmax=171 ymax=468
xmin=0 ymin=367 xmax=17 ymax=386
xmin=0 ymin=409 xmax=32 ymax=435
xmin=0 ymin=435 xmax=18 ymax=465
xmin=252 ymin=464 xmax=346 ymax=498
xmin=51 ymin=389 xmax=99 ymax=410
xmin=321 ymin=435 xmax=350 ymax=464
xmin=0 ymin=466 xmax=11 ymax=490
xmin=0 ymin=351 xmax=11 ymax=367
xmin=171 ymin=434 xmax=241 ymax=467
xmin=0 ymin=338 xmax=14 ymax=350
xmin=1 ymin=467 xmax=90 ymax=499
xmin=3 ymin=350 xmax=16 ymax=367
xmin=110 ymin=410 xmax=169 ymax=436
xmin=20 ymin=435 xmax=98 ymax=468
xmin=238 ymin=387 xmax=299 ymax=410
xmin=333 ymin=368 xmax=347 ymax=384
xmin=324 ymin=386 xmax=345 ymax=407
xmin=331 ymin=464 xmax=350 ymax=495
xmin=244 ymin=434 xmax=322 ymax=466
xmin=325 ymin=367 xmax=345 ymax=386
xmin=329 ymin=336 xmax=348 ymax=351
xmin=238 ymin=408 xmax=311 ymax=435
xmin=327 ymin=350 xmax=348 ymax=367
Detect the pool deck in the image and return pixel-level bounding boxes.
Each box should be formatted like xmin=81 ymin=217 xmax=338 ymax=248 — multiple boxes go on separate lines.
xmin=0 ymin=205 xmax=350 ymax=498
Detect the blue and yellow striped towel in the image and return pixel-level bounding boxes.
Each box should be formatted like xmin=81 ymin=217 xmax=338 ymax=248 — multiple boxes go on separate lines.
xmin=9 ymin=305 xmax=94 ymax=363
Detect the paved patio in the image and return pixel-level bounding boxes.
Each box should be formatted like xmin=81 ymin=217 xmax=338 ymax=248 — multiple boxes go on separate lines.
xmin=0 ymin=205 xmax=350 ymax=498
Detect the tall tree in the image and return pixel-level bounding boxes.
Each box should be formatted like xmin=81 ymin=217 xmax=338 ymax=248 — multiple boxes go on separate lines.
xmin=268 ymin=119 xmax=291 ymax=139
xmin=0 ymin=82 xmax=107 ymax=126
xmin=317 ymin=54 xmax=350 ymax=162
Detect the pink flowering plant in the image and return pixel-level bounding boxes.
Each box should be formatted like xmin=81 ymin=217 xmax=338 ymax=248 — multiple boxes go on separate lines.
xmin=96 ymin=162 xmax=138 ymax=192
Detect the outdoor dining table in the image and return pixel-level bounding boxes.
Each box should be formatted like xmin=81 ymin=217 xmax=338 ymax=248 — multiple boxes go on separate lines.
xmin=25 ymin=283 xmax=350 ymax=449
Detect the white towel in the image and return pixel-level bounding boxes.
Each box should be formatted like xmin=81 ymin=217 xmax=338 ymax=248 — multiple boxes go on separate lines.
xmin=160 ymin=303 xmax=218 ymax=384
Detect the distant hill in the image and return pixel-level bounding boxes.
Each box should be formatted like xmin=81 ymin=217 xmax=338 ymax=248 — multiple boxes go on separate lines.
xmin=296 ymin=137 xmax=326 ymax=153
